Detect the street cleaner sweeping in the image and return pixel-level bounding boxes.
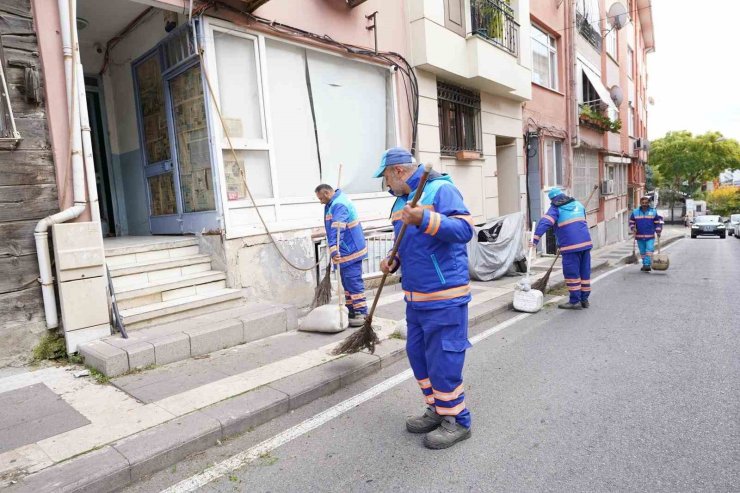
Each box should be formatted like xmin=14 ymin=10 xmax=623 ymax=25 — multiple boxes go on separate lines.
xmin=359 ymin=147 xmax=475 ymax=450
xmin=629 ymin=195 xmax=664 ymax=272
xmin=531 ymin=187 xmax=593 ymax=310
xmin=314 ymin=184 xmax=369 ymax=327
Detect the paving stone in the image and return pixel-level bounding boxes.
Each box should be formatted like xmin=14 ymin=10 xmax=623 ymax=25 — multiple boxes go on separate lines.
xmin=201 ymin=387 xmax=289 ymax=438
xmin=0 ymin=384 xmax=90 ymax=453
xmin=106 ymin=338 xmax=155 ymax=370
xmin=184 ymin=319 xmax=244 ymax=356
xmin=7 ymin=446 xmax=130 ymax=493
xmin=79 ymin=340 xmax=129 ymax=377
xmin=241 ymin=307 xmax=287 ymax=343
xmin=370 ymin=338 xmax=408 ymax=368
xmin=112 ymin=411 xmax=221 ymax=482
xmin=150 ymin=332 xmax=191 ymax=366
xmin=112 ymin=362 xmax=230 ymax=404
xmin=268 ymin=360 xmax=344 ymax=410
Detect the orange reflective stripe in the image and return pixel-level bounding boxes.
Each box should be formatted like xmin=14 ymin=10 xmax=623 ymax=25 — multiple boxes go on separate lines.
xmin=564 ymin=278 xmax=581 ymax=282
xmin=544 ymin=215 xmax=556 ymax=224
xmin=404 ymin=284 xmax=471 ymax=302
xmin=347 ymin=220 xmax=360 ymax=228
xmin=558 ymin=217 xmax=587 ymax=227
xmin=424 ymin=211 xmax=440 ymax=235
xmin=331 ymin=221 xmax=347 ymax=229
xmin=425 ymin=395 xmax=435 ymax=405
xmin=430 ymin=212 xmax=442 ymax=236
xmin=418 ymin=378 xmax=432 ymax=389
xmin=560 ymin=241 xmax=592 ymax=252
xmin=436 ymin=401 xmax=466 ymax=416
xmin=329 ymin=245 xmax=338 ymax=252
xmin=334 ymin=247 xmax=368 ymax=264
xmin=433 ymin=384 xmax=464 ymax=402
xmin=451 ymin=215 xmax=475 ymax=227
xmin=391 ymin=205 xmax=434 ymax=221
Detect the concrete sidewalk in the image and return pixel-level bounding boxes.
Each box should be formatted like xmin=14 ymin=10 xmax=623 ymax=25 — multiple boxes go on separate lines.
xmin=1 ymin=228 xmax=684 ymax=492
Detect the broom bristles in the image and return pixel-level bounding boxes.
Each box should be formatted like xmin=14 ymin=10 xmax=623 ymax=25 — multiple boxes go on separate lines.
xmin=332 ymin=318 xmax=380 ymax=355
xmin=311 ymin=264 xmax=332 ymax=308
xmin=531 ymin=271 xmax=551 ymax=292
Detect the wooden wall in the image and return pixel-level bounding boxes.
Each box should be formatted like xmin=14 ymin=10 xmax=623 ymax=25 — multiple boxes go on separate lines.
xmin=0 ymin=0 xmax=58 ymax=366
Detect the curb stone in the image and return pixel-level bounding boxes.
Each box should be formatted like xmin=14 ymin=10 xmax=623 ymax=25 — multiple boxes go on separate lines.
xmin=9 ymin=236 xmax=683 ymax=492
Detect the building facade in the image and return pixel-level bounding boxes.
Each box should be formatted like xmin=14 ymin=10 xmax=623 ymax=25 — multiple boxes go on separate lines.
xmin=524 ymin=0 xmax=654 ymax=253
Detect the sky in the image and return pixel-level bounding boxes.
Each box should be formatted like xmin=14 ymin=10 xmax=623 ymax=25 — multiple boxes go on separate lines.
xmin=647 ymin=0 xmax=740 ymax=142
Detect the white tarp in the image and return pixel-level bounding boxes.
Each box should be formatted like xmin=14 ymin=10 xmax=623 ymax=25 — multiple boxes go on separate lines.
xmin=467 ymin=212 xmax=527 ymax=281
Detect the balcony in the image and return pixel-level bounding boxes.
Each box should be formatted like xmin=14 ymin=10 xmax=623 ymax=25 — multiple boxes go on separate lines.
xmin=579 ymin=103 xmax=621 ymax=134
xmin=577 ymin=12 xmax=602 ymax=51
xmin=470 ymin=0 xmax=519 ymax=57
xmin=408 ymin=0 xmax=531 ymax=101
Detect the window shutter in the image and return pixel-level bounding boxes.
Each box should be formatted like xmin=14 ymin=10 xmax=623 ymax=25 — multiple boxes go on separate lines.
xmin=444 ymin=0 xmax=466 ymax=37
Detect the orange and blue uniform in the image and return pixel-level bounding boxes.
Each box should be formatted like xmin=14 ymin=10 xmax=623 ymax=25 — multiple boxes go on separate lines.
xmin=533 ymin=189 xmax=593 ymax=304
xmin=382 ymin=161 xmax=475 ymax=428
xmin=324 ymin=189 xmax=368 ymax=315
xmin=629 ymin=206 xmax=663 ymax=267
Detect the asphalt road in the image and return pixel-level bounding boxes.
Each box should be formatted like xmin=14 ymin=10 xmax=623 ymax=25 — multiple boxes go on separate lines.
xmin=127 ymin=235 xmax=739 ymax=493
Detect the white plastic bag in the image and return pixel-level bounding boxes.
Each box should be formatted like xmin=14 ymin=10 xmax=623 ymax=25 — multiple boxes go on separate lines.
xmin=513 ymin=288 xmax=544 ymax=313
xmin=299 ymin=304 xmax=349 ymax=333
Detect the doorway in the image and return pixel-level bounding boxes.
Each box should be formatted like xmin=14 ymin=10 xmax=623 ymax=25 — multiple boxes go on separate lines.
xmin=85 ymin=77 xmax=119 ymax=236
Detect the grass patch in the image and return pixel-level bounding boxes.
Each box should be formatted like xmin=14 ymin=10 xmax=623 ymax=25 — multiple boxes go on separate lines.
xmin=32 ymin=331 xmax=67 ymax=362
xmin=548 ymin=286 xmax=568 ymax=297
xmin=87 ymin=367 xmax=110 ymax=385
xmin=258 ymin=451 xmax=278 ymax=466
xmin=388 ymin=331 xmax=404 ymax=340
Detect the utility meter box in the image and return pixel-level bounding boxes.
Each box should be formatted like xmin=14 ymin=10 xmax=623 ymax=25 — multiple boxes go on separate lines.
xmin=52 ymin=222 xmax=110 ymax=353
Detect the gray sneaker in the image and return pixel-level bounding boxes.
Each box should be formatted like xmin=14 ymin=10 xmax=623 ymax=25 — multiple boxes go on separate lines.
xmin=558 ymin=301 xmax=583 ymax=310
xmin=348 ymin=314 xmax=366 ymax=328
xmin=406 ymin=407 xmax=443 ymax=434
xmin=423 ymin=416 xmax=471 ymax=449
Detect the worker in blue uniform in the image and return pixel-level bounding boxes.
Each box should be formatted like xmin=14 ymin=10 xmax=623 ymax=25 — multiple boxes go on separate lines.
xmin=629 ymin=195 xmax=663 ymax=272
xmin=532 ymin=187 xmax=593 ymax=310
xmin=375 ymin=147 xmax=475 ymax=449
xmin=315 ymin=184 xmax=368 ymax=326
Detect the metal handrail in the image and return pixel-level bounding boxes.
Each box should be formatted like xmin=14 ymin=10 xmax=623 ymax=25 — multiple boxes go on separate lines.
xmin=471 ymin=0 xmax=519 ymax=57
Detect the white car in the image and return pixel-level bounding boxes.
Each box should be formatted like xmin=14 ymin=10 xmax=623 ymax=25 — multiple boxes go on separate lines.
xmin=728 ymin=214 xmax=740 ymax=236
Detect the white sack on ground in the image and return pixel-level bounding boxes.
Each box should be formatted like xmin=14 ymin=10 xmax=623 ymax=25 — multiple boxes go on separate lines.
xmin=299 ymin=304 xmax=349 ymax=333
xmin=467 ymin=212 xmax=527 ymax=281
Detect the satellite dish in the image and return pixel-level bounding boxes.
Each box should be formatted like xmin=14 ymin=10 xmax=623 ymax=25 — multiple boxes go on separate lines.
xmin=648 ymin=96 xmax=655 ymax=105
xmin=607 ymin=2 xmax=628 ymax=30
xmin=610 ymin=85 xmax=624 ymax=106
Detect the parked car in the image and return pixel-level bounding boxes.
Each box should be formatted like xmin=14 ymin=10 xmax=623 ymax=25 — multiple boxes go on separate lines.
xmin=728 ymin=214 xmax=740 ymax=236
xmin=691 ymin=215 xmax=726 ymax=239
xmin=734 ymin=220 xmax=740 ymax=239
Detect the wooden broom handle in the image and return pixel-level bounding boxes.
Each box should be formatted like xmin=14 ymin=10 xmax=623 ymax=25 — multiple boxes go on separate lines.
xmin=366 ymin=163 xmax=433 ymax=321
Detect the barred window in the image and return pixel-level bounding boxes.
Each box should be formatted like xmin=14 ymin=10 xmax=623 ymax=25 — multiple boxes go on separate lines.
xmin=437 ymin=81 xmax=482 ymax=156
xmin=0 ymin=37 xmax=20 ymax=145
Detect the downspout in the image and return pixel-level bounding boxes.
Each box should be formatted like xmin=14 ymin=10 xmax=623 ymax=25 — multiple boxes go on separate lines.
xmin=34 ymin=0 xmax=87 ymax=329
xmin=570 ymin=0 xmax=580 ymax=150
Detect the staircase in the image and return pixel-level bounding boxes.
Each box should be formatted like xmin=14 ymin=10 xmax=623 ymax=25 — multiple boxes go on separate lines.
xmin=105 ymin=237 xmax=242 ymax=330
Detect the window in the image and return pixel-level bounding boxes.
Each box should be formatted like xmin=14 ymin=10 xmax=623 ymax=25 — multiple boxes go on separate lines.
xmin=628 ymin=104 xmax=635 ymax=136
xmin=576 ymin=0 xmax=602 ymax=51
xmin=531 ymin=26 xmax=558 ymax=90
xmin=437 ymin=81 xmax=482 ymax=156
xmin=573 ymin=147 xmax=600 ymax=210
xmin=544 ymin=139 xmax=564 ymax=187
xmin=582 ymin=71 xmax=600 ymax=107
xmin=606 ymin=27 xmax=617 ymax=60
xmin=626 ymin=46 xmax=634 ymax=79
xmin=0 ymin=37 xmax=20 ymax=144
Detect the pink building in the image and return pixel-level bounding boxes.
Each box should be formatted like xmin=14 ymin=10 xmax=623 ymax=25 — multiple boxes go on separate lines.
xmin=523 ymin=0 xmax=654 ymax=252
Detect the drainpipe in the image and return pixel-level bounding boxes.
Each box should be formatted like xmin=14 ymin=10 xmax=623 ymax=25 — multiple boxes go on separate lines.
xmin=570 ymin=0 xmax=580 ymax=150
xmin=34 ymin=0 xmax=87 ymax=329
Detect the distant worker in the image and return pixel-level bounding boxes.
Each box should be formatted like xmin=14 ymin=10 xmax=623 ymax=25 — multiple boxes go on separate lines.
xmin=532 ymin=187 xmax=593 ymax=310
xmin=315 ymin=184 xmax=368 ymax=326
xmin=629 ymin=196 xmax=663 ymax=272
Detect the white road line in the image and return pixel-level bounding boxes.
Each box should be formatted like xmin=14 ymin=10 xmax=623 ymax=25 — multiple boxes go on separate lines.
xmin=160 ymin=259 xmax=635 ymax=492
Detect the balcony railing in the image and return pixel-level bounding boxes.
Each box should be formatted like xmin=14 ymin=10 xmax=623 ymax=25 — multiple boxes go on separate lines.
xmin=471 ymin=0 xmax=519 ymax=57
xmin=576 ymin=12 xmax=602 ymax=51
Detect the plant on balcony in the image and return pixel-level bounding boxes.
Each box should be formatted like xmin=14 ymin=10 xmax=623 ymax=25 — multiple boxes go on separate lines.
xmin=579 ymin=104 xmax=622 ymax=134
xmin=473 ymin=0 xmax=513 ymax=41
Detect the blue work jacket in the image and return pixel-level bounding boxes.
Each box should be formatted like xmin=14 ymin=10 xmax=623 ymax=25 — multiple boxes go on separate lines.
xmin=324 ymin=190 xmax=367 ymax=266
xmin=629 ymin=207 xmax=663 ymax=239
xmin=533 ymin=194 xmax=593 ymax=253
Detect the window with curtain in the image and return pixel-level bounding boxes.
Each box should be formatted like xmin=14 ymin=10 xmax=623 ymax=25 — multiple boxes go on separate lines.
xmin=544 ymin=139 xmax=564 ymax=187
xmin=531 ymin=25 xmax=558 ymax=90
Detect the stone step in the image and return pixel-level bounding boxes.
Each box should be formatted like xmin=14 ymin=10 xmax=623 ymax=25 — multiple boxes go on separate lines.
xmin=80 ymin=303 xmax=298 ymax=376
xmin=115 ymin=271 xmax=227 ymax=310
xmin=120 ymin=289 xmax=243 ymax=331
xmin=110 ymin=255 xmax=212 ymax=290
xmin=106 ymin=244 xmax=201 ymax=268
xmin=104 ymin=237 xmax=199 ymax=258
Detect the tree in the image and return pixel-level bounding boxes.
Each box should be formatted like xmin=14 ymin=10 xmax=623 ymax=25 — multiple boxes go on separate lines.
xmin=649 ymin=131 xmax=740 ymax=221
xmin=707 ymin=187 xmax=740 ymax=217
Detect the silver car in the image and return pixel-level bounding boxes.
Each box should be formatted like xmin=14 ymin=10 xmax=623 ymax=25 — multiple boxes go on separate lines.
xmin=728 ymin=214 xmax=740 ymax=236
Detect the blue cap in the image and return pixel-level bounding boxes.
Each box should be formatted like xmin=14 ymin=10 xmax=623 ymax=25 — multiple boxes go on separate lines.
xmin=372 ymin=147 xmax=414 ymax=178
xmin=548 ymin=187 xmax=563 ymax=199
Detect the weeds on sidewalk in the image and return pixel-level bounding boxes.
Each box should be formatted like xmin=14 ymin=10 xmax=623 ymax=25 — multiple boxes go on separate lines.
xmin=88 ymin=367 xmax=110 ymax=385
xmin=32 ymin=331 xmax=67 ymax=362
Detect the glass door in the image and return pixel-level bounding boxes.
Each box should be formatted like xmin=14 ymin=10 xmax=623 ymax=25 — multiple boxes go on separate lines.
xmin=133 ymin=24 xmax=219 ymax=235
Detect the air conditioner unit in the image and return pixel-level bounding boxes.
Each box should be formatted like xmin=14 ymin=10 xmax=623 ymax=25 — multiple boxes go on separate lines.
xmin=601 ymin=179 xmax=615 ymax=195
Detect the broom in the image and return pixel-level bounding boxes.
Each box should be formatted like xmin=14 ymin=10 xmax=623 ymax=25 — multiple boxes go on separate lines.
xmin=332 ymin=163 xmax=433 ymax=355
xmin=311 ymin=165 xmax=343 ymax=309
xmin=531 ymin=184 xmax=599 ymax=292
xmin=625 ymin=235 xmax=639 ymax=264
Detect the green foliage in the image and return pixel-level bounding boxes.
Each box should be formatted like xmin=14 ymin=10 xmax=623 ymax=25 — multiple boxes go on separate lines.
xmin=707 ymin=187 xmax=740 ymax=216
xmin=579 ymin=105 xmax=622 ymax=133
xmin=32 ymin=331 xmax=67 ymax=362
xmin=87 ymin=367 xmax=110 ymax=385
xmin=649 ymin=131 xmax=740 ymax=195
